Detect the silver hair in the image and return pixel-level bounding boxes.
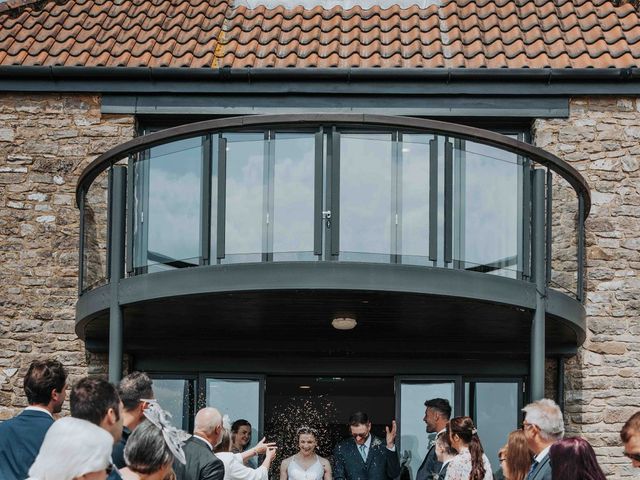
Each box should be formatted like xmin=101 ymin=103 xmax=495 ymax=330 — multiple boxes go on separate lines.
xmin=124 ymin=420 xmax=174 ymax=474
xmin=194 ymin=407 xmax=222 ymax=436
xmin=522 ymin=398 xmax=565 ymax=441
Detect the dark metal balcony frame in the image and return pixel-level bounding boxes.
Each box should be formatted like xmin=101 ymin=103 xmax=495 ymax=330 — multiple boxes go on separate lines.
xmin=74 ymin=114 xmax=591 ymax=389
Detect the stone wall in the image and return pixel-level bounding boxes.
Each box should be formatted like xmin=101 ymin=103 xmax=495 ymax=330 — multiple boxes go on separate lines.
xmin=534 ymin=97 xmax=640 ymax=479
xmin=0 ymin=93 xmax=134 ymax=419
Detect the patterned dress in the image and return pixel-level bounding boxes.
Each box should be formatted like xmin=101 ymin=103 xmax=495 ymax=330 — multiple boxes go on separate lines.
xmin=444 ymin=448 xmax=493 ymax=480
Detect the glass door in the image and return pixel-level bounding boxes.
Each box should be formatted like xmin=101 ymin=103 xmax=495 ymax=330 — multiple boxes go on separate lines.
xmin=464 ymin=379 xmax=523 ymax=469
xmin=200 ymin=374 xmax=264 ymax=454
xmin=395 ymin=376 xmax=462 ymax=479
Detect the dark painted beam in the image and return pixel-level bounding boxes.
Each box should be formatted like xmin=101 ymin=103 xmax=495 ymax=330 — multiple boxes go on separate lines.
xmin=0 ymin=67 xmax=638 ymax=95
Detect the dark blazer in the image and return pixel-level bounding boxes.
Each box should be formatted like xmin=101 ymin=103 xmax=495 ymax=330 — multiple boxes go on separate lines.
xmin=333 ymin=436 xmax=401 ymax=480
xmin=112 ymin=426 xmax=131 ymax=469
xmin=528 ymin=454 xmax=551 ymax=480
xmin=173 ymin=436 xmax=225 ymax=480
xmin=0 ymin=409 xmax=54 ymax=480
xmin=415 ymin=442 xmax=441 ymax=480
xmin=436 ymin=462 xmax=449 ymax=480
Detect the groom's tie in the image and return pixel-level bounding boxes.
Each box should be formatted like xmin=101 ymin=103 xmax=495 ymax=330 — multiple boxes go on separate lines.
xmin=526 ymin=459 xmax=539 ymax=480
xmin=359 ymin=444 xmax=368 ymax=461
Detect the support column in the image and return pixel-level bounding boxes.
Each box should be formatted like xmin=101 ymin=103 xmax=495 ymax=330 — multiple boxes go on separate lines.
xmin=530 ymin=168 xmax=547 ymax=401
xmin=109 ymin=166 xmax=127 ymax=383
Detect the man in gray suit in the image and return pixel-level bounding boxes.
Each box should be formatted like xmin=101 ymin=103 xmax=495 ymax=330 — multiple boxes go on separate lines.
xmin=522 ymin=399 xmax=564 ymax=480
xmin=416 ymin=398 xmax=451 ymax=480
xmin=174 ymin=407 xmax=225 ymax=480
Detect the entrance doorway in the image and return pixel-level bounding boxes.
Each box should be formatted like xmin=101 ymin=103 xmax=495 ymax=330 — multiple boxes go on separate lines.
xmin=150 ymin=373 xmax=524 ymax=476
xmin=264 ymin=376 xmax=395 ymax=461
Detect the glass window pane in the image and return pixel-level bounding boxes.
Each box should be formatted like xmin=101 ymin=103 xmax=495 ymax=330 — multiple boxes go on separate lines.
xmin=134 ymin=137 xmax=203 ymax=272
xmin=206 ymin=378 xmax=261 ymax=452
xmin=223 ymin=133 xmax=265 ymax=263
xmin=340 ymin=133 xmax=393 ymax=262
xmin=82 ymin=168 xmax=110 ymax=291
xmin=273 ymin=133 xmax=316 ymax=261
xmin=399 ymin=381 xmax=455 ymax=478
xmin=400 ymin=134 xmax=433 ymax=265
xmin=453 ymin=141 xmax=522 ymax=278
xmin=153 ymin=378 xmax=193 ymax=431
xmin=465 ymin=382 xmax=519 ymax=469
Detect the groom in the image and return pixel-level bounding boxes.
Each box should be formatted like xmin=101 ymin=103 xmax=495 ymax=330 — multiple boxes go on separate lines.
xmin=333 ymin=412 xmax=400 ymax=480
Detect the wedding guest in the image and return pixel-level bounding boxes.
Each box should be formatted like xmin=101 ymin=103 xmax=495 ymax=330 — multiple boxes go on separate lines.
xmin=27 ymin=417 xmax=113 ymax=480
xmin=333 ymin=412 xmax=400 ymax=480
xmin=621 ymin=411 xmax=640 ymax=468
xmin=216 ymin=426 xmax=276 ymax=480
xmin=500 ymin=430 xmax=531 ymax=480
xmin=522 ymin=399 xmax=564 ymax=480
xmin=434 ymin=429 xmax=456 ymax=479
xmin=445 ymin=417 xmax=492 ymax=480
xmin=174 ymin=407 xmax=225 ymax=480
xmin=231 ymin=419 xmax=253 ymax=455
xmin=548 ymin=437 xmax=606 ymax=480
xmin=114 ymin=372 xmax=155 ymax=469
xmin=280 ymin=427 xmax=331 ymax=480
xmin=0 ymin=359 xmax=67 ymax=480
xmin=71 ymin=377 xmax=123 ymax=444
xmin=121 ymin=402 xmax=187 ymax=480
xmin=417 ymin=398 xmax=452 ymax=480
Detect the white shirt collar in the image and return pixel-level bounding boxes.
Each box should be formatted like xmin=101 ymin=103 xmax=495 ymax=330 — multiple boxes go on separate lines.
xmin=363 ymin=435 xmax=372 ymax=449
xmin=534 ymin=445 xmax=551 ymax=463
xmin=24 ymin=406 xmax=53 ymax=419
xmin=193 ymin=434 xmax=214 ymax=451
xmin=437 ymin=428 xmax=447 ymax=437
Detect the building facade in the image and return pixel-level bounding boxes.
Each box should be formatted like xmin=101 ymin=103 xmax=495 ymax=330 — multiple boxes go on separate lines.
xmin=0 ymin=0 xmax=639 ymax=477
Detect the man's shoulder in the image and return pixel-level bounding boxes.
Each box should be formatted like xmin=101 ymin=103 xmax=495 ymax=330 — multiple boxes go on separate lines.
xmin=0 ymin=410 xmax=52 ymax=432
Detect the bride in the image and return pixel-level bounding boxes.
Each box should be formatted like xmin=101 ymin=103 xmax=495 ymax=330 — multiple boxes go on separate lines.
xmin=280 ymin=427 xmax=332 ymax=480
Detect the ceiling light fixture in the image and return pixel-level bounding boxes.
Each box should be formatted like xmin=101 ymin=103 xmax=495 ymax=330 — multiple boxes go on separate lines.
xmin=299 ymin=385 xmax=311 ymax=389
xmin=332 ymin=317 xmax=357 ymax=330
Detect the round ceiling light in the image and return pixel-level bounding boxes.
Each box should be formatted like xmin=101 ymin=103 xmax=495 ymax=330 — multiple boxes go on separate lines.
xmin=332 ymin=317 xmax=357 ymax=330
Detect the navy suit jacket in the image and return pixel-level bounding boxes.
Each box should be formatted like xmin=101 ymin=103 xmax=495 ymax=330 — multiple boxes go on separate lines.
xmin=415 ymin=442 xmax=441 ymax=480
xmin=0 ymin=409 xmax=54 ymax=480
xmin=333 ymin=436 xmax=401 ymax=480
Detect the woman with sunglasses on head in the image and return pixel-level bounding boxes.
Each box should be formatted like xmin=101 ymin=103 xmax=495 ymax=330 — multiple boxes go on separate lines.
xmin=548 ymin=437 xmax=606 ymax=480
xmin=499 ymin=430 xmax=531 ymax=480
xmin=444 ymin=417 xmax=492 ymax=480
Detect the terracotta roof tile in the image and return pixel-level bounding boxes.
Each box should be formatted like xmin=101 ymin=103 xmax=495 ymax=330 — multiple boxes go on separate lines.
xmin=0 ymin=0 xmax=639 ymax=68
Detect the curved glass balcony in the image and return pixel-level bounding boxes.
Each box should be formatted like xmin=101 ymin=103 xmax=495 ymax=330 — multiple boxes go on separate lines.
xmin=77 ymin=115 xmax=589 ymax=301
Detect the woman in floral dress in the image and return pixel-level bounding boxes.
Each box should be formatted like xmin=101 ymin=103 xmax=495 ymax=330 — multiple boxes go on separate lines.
xmin=444 ymin=417 xmax=493 ymax=480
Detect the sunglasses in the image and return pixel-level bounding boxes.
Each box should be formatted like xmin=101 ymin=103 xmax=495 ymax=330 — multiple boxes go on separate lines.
xmin=623 ymin=451 xmax=640 ymax=462
xmin=351 ymin=433 xmax=369 ymax=439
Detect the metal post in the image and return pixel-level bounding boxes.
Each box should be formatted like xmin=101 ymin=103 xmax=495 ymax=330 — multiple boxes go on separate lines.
xmin=556 ymin=356 xmax=565 ymax=413
xmin=109 ymin=166 xmax=127 ymax=383
xmin=531 ymin=169 xmax=547 ymax=401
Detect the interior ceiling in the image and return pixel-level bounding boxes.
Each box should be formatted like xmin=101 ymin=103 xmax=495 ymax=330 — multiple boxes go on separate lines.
xmin=83 ymin=289 xmax=577 ymax=357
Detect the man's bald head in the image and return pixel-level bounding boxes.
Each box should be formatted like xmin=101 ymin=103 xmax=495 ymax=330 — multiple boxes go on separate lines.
xmin=194 ymin=407 xmax=223 ymax=445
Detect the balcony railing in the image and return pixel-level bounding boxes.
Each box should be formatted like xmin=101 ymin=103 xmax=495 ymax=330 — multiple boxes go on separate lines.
xmin=76 ymin=115 xmax=590 ymax=301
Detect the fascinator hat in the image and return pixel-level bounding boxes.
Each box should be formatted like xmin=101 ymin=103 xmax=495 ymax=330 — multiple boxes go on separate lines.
xmin=143 ymin=399 xmax=190 ymax=465
xmin=28 ymin=417 xmax=113 ymax=480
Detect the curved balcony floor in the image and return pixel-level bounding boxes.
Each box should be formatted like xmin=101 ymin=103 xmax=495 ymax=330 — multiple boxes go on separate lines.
xmin=77 ymin=262 xmax=585 ymax=358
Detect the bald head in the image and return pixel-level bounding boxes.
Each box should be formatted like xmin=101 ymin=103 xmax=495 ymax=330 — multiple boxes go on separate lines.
xmin=194 ymin=408 xmax=223 ymax=446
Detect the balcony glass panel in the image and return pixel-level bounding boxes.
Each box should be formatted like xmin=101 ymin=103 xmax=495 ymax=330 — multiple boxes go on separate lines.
xmin=223 ymin=133 xmax=265 ymax=263
xmin=550 ymin=173 xmax=579 ymax=296
xmin=133 ymin=137 xmax=203 ymax=272
xmin=82 ymin=168 xmax=110 ymax=291
xmin=399 ymin=134 xmax=433 ymax=265
xmin=453 ymin=141 xmax=522 ymax=279
xmin=272 ymin=133 xmax=316 ymax=261
xmin=340 ymin=133 xmax=393 ymax=262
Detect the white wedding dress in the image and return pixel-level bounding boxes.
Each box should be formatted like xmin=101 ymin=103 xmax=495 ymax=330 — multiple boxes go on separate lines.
xmin=287 ymin=456 xmax=325 ymax=480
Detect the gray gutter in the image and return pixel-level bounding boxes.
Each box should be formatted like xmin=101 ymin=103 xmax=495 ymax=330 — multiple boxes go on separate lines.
xmin=0 ymin=66 xmax=638 ymax=95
